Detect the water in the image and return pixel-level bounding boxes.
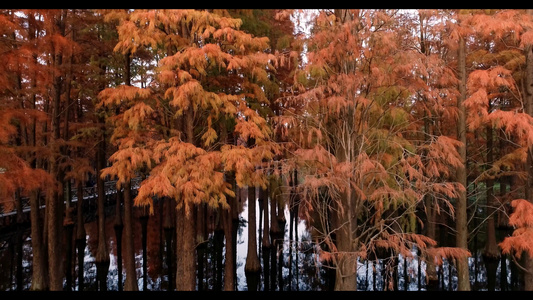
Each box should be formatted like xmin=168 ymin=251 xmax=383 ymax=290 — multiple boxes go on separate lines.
xmin=0 ymin=200 xmax=517 ymax=291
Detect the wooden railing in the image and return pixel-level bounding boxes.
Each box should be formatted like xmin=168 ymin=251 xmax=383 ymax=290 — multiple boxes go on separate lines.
xmin=0 ymin=177 xmax=142 ymax=218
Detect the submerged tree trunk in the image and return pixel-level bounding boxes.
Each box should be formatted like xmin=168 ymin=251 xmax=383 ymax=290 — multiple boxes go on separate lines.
xmin=269 ymin=173 xmax=282 ymax=291
xmin=140 ymin=211 xmax=149 ymax=290
xmin=114 ymin=189 xmax=124 ymax=291
xmin=163 ymin=197 xmax=175 ymax=291
xmin=245 ymin=186 xmax=260 ymax=291
xmin=123 ymin=180 xmax=138 ymax=291
xmin=261 ymin=185 xmax=271 ymax=291
xmin=223 ymin=172 xmax=237 ymax=291
xmin=64 ymin=193 xmax=74 ymax=292
xmin=75 ymin=181 xmax=86 ymax=291
xmin=196 ymin=203 xmax=207 ymax=291
xmin=222 ymin=200 xmax=236 ymax=291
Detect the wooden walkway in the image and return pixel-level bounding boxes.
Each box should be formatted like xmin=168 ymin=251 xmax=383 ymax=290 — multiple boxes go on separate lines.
xmin=0 ymin=177 xmax=142 ymax=223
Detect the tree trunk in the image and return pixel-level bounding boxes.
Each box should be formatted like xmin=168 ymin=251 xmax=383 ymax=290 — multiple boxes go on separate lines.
xmin=95 ymin=109 xmax=110 ymax=291
xmin=456 ymin=34 xmax=471 ymax=291
xmin=222 ymin=195 xmax=236 ymax=291
xmin=46 ymin=179 xmax=62 ymax=290
xmin=261 ymin=185 xmax=271 ymax=291
xmin=176 ymin=203 xmax=197 ymax=290
xmin=245 ymin=185 xmax=261 ymax=291
xmin=120 ymin=49 xmax=139 ymax=291
xmin=123 ymin=180 xmax=138 ymax=291
xmin=163 ymin=197 xmax=175 ymax=291
xmin=140 ymin=212 xmax=149 ymax=290
xmin=176 ymin=107 xmax=197 ymax=291
xmin=75 ymin=181 xmax=86 ymax=291
xmin=523 ymin=10 xmax=533 ymax=290
xmin=269 ymin=172 xmax=282 ymax=290
xmin=196 ymin=203 xmax=207 ymax=291
xmin=46 ymin=9 xmax=69 ymax=291
xmin=483 ymin=124 xmax=500 ymax=291
xmin=27 ymin=12 xmax=48 ymax=291
xmin=221 ymin=158 xmax=237 ymax=291
xmin=333 ymin=188 xmax=358 ymax=291
xmin=417 ymin=12 xmax=440 ymax=289
xmin=114 ymin=189 xmax=124 ymax=291
xmin=292 ymin=170 xmax=300 ymax=291
xmin=30 ymin=189 xmax=49 ymax=290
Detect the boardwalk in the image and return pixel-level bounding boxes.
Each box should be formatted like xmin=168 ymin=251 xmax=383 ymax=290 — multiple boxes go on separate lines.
xmin=0 ymin=177 xmax=142 ymax=224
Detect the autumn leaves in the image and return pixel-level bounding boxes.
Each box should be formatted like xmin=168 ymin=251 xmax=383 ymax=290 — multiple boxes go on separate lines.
xmin=98 ymin=10 xmax=282 ymax=217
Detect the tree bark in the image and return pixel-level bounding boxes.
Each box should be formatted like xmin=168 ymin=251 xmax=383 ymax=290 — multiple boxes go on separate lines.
xmin=27 ymin=11 xmax=48 ymax=291
xmin=483 ymin=124 xmax=500 ymax=291
xmin=196 ymin=203 xmax=207 ymax=291
xmin=121 ymin=48 xmax=139 ymax=292
xmin=333 ymin=187 xmax=358 ymax=291
xmin=176 ymin=203 xmax=197 ymax=290
xmin=46 ymin=9 xmax=69 ymax=291
xmin=121 ymin=180 xmax=138 ymax=291
xmin=456 ymin=33 xmax=471 ymax=291
xmin=114 ymin=188 xmax=124 ymax=291
xmin=95 ymin=113 xmax=109 ymax=291
xmin=418 ymin=11 xmax=439 ymax=290
xmin=75 ymin=181 xmax=86 ymax=291
xmin=245 ymin=185 xmax=261 ymax=291
xmin=176 ymin=107 xmax=197 ymax=291
xmin=163 ymin=197 xmax=175 ymax=291
xmin=30 ymin=189 xmax=49 ymax=290
xmin=261 ymin=185 xmax=271 ymax=291
xmin=222 ymin=185 xmax=236 ymax=291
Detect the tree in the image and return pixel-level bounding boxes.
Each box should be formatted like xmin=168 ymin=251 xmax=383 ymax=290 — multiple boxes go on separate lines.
xmin=409 ymin=9 xmax=460 ymax=290
xmin=454 ymin=9 xmax=527 ymax=290
xmin=495 ymin=9 xmax=533 ymax=291
xmin=0 ymin=9 xmax=50 ymax=290
xmin=452 ymin=9 xmax=533 ymax=291
xmin=289 ymin=9 xmax=470 ymax=291
xmin=0 ymin=9 xmax=111 ymax=291
xmin=100 ymin=9 xmax=279 ymax=291
xmin=453 ymin=11 xmax=472 ymax=291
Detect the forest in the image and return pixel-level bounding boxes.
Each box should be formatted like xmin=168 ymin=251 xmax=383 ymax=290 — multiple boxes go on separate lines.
xmin=2 ymin=8 xmax=533 ymax=291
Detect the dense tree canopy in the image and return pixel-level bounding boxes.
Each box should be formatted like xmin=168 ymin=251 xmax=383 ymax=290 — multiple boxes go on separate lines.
xmin=3 ymin=8 xmax=533 ymax=291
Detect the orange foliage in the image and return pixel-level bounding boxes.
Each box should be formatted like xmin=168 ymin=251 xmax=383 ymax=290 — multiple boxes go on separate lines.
xmin=97 ymin=85 xmax=152 ymax=109
xmin=500 ymin=200 xmax=533 ymax=259
xmin=500 ymin=199 xmax=533 ymax=258
xmin=0 ymin=145 xmax=53 ymax=211
xmin=135 ymin=138 xmax=233 ymax=214
xmin=100 ymin=9 xmax=281 ymax=216
xmin=426 ymin=247 xmax=472 ymax=266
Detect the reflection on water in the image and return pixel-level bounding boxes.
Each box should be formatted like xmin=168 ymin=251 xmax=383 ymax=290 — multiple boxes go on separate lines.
xmin=0 ymin=201 xmax=328 ymax=291
xmin=0 ymin=201 xmax=518 ymax=291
